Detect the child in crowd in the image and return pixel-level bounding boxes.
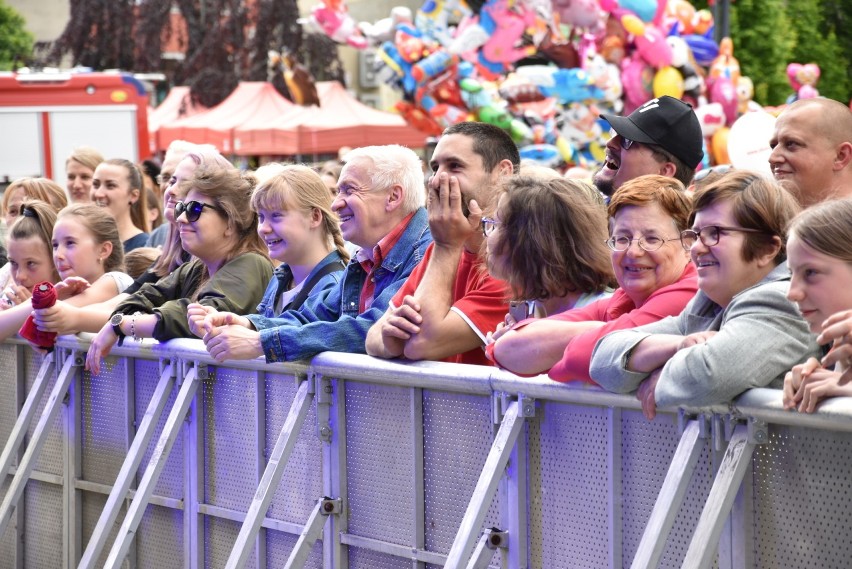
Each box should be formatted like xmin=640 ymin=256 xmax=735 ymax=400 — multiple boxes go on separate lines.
xmin=92 ymin=158 xmax=150 ymax=252
xmin=1 ymin=200 xmax=59 ymax=309
xmin=784 ymin=199 xmax=852 ymax=412
xmin=187 ymin=165 xmax=349 ymax=336
xmin=5 ymin=202 xmax=132 ymax=341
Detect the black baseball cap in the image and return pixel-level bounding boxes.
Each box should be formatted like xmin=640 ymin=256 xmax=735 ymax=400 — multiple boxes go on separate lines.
xmin=602 ymin=96 xmax=704 ymax=168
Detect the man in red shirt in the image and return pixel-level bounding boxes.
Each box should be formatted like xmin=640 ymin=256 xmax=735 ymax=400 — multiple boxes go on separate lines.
xmin=366 ymin=122 xmax=518 ymax=365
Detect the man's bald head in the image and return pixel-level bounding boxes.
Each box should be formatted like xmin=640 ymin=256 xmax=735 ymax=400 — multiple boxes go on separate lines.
xmin=769 ymin=97 xmax=852 ymax=206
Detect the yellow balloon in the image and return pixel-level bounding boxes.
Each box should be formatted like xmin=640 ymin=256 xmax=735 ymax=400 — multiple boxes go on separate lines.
xmin=711 ymin=127 xmax=730 ymax=165
xmin=652 ymin=66 xmax=685 ymax=99
xmin=621 ymin=14 xmax=645 ymax=36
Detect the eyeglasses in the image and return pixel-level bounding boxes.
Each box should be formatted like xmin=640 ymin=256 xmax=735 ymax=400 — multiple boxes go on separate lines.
xmin=680 ymin=225 xmax=766 ymax=250
xmin=620 ymin=137 xmax=636 ymax=151
xmin=481 ymin=217 xmax=500 ymax=237
xmin=693 ymin=164 xmax=734 ymax=183
xmin=174 ymin=200 xmax=221 ymax=222
xmin=605 ymin=235 xmax=680 ymax=252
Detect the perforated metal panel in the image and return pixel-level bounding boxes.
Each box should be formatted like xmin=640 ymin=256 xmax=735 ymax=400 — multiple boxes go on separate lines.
xmin=28 ymin=350 xmax=63 ymax=477
xmin=134 ymin=358 xmax=183 ymax=500
xmin=267 ymin=528 xmax=323 ymax=568
xmin=82 ymin=492 xmax=126 ymax=569
xmin=82 ymin=357 xmax=130 ymax=485
xmin=348 ymin=546 xmax=412 ymax=569
xmin=138 ymin=503 xmax=184 ymax=568
xmin=528 ymin=402 xmax=611 ymax=568
xmin=752 ymin=425 xmax=852 ymax=569
xmin=0 ymin=344 xmax=18 ymax=454
xmin=265 ymin=372 xmax=323 ymax=524
xmin=620 ymin=410 xmax=717 ymax=569
xmin=345 ymin=382 xmax=416 ymax=544
xmin=203 ymin=366 xmax=259 ymax=512
xmin=422 ymin=390 xmax=500 ymax=556
xmin=0 ymin=477 xmax=15 ymax=565
xmin=205 ymin=515 xmax=257 ymax=569
xmin=24 ymin=479 xmax=63 ymax=568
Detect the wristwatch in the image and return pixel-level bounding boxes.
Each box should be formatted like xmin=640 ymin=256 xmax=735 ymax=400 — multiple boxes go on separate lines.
xmin=110 ymin=313 xmax=126 ymax=346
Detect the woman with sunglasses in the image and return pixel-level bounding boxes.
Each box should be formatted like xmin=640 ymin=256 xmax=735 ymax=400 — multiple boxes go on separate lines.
xmin=591 ymin=170 xmax=818 ymax=419
xmin=85 ymin=167 xmax=273 ymax=375
xmin=486 ymin=175 xmax=698 ymax=381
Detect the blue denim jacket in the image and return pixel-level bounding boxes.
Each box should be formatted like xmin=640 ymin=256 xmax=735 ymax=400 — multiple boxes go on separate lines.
xmin=247 ymin=207 xmax=432 ymax=362
xmin=255 ymin=250 xmax=347 ymax=317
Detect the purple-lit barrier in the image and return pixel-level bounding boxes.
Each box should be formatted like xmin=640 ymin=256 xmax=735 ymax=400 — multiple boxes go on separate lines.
xmin=1 ymin=335 xmax=852 ymax=569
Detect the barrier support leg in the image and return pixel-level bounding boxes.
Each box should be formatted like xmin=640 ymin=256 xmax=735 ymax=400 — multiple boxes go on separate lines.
xmin=444 ymin=397 xmax=532 ymax=569
xmin=465 ymin=529 xmax=507 ymax=569
xmin=681 ymin=421 xmax=764 ymax=569
xmin=101 ymin=363 xmax=203 ymax=569
xmin=77 ymin=361 xmax=177 ymax=569
xmin=631 ymin=418 xmax=706 ymax=569
xmin=0 ymin=355 xmax=56 ymax=482
xmin=225 ymin=377 xmax=314 ymax=569
xmin=284 ymin=497 xmax=340 ymax=569
xmin=0 ymin=352 xmax=80 ymax=540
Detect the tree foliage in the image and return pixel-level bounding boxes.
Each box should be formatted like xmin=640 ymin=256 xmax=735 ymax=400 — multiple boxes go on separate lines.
xmin=0 ymin=0 xmax=34 ymax=70
xmin=43 ymin=0 xmax=344 ymax=107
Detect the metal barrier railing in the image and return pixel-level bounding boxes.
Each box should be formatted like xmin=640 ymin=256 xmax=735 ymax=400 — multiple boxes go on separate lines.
xmin=1 ymin=335 xmax=852 ymax=568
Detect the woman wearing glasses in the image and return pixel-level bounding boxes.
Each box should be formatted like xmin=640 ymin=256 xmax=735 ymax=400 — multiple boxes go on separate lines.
xmin=85 ymin=166 xmax=273 ymax=375
xmin=591 ymin=170 xmax=818 ymax=419
xmin=486 ymin=175 xmax=698 ymax=381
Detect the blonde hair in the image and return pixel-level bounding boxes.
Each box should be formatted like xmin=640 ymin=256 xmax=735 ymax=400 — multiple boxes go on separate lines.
xmin=124 ymin=247 xmax=162 ymax=279
xmin=3 ymin=177 xmax=68 ymax=216
xmin=251 ymin=165 xmax=350 ymax=264
xmin=65 ymin=147 xmax=104 ymax=171
xmin=57 ymin=203 xmax=125 ymax=273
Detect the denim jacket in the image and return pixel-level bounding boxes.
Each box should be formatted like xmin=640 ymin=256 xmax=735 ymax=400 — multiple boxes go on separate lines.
xmin=247 ymin=207 xmax=432 ymax=362
xmin=255 ymin=250 xmax=347 ymax=317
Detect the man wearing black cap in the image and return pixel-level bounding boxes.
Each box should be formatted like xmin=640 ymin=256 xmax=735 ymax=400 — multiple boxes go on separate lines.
xmin=594 ymin=96 xmax=704 ymax=196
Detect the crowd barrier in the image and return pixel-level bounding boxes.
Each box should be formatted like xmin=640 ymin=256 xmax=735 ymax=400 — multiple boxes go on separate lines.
xmin=1 ymin=334 xmax=852 ymax=569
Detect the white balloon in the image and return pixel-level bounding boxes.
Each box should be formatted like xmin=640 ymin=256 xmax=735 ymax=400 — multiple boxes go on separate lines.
xmin=727 ymin=111 xmax=776 ymax=176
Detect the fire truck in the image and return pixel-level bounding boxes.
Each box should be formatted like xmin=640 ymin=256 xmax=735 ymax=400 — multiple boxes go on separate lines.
xmin=0 ymin=71 xmax=150 ymax=185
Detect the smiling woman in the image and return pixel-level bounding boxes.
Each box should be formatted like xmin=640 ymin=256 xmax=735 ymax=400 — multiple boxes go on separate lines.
xmin=85 ymin=167 xmax=274 ymax=375
xmin=591 ymin=170 xmax=819 ymax=419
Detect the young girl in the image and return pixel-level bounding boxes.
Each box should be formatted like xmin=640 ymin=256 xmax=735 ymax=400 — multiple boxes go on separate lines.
xmin=784 ymin=199 xmax=852 ymax=412
xmin=91 ymin=158 xmax=149 ymax=252
xmin=1 ymin=201 xmax=59 ymax=309
xmin=86 ymin=166 xmax=273 ymax=375
xmin=186 ymin=165 xmax=350 ymax=338
xmin=2 ymin=203 xmax=132 ymax=341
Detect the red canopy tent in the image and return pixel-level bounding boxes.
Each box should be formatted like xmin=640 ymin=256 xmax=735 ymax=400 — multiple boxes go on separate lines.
xmin=148 ymin=86 xmax=208 ymax=153
xmin=158 ymin=82 xmax=294 ymax=153
xmin=233 ymin=81 xmax=426 ymax=156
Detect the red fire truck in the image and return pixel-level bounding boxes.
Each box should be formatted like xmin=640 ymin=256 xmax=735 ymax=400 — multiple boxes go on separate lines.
xmin=0 ymin=71 xmax=150 ymax=185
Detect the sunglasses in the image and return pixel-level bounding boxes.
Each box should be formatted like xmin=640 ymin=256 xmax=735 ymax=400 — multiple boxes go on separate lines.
xmin=174 ymin=200 xmax=221 ymax=222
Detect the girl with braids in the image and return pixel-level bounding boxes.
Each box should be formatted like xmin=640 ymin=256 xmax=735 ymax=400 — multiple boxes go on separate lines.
xmin=86 ymin=166 xmax=273 ymax=374
xmin=187 ymin=165 xmax=350 ymax=338
xmin=91 ymin=158 xmax=150 ymax=252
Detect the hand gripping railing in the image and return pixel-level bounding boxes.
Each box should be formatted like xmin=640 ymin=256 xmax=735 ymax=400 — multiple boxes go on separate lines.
xmin=101 ymin=361 xmax=203 ymax=568
xmin=225 ymin=375 xmax=315 ymax=569
xmin=77 ymin=360 xmax=177 ymax=569
xmin=0 ymin=350 xmax=81 ymax=539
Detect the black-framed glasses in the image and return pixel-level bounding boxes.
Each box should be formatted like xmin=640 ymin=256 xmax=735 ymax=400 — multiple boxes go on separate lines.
xmin=619 ymin=137 xmax=636 ymax=151
xmin=693 ymin=164 xmax=734 ymax=183
xmin=175 ymin=200 xmax=221 ymax=223
xmin=680 ymin=225 xmax=765 ymax=250
xmin=605 ymin=235 xmax=680 ymax=252
xmin=481 ymin=217 xmax=500 ymax=237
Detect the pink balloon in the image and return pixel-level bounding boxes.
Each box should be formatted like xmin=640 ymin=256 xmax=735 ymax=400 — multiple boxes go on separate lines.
xmin=621 ymin=54 xmax=654 ymax=111
xmin=635 ymin=25 xmax=672 ymax=68
xmin=710 ymin=77 xmax=737 ymax=126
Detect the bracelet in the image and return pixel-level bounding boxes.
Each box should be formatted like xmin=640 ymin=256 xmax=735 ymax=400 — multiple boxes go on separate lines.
xmin=131 ymin=312 xmax=140 ymax=342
